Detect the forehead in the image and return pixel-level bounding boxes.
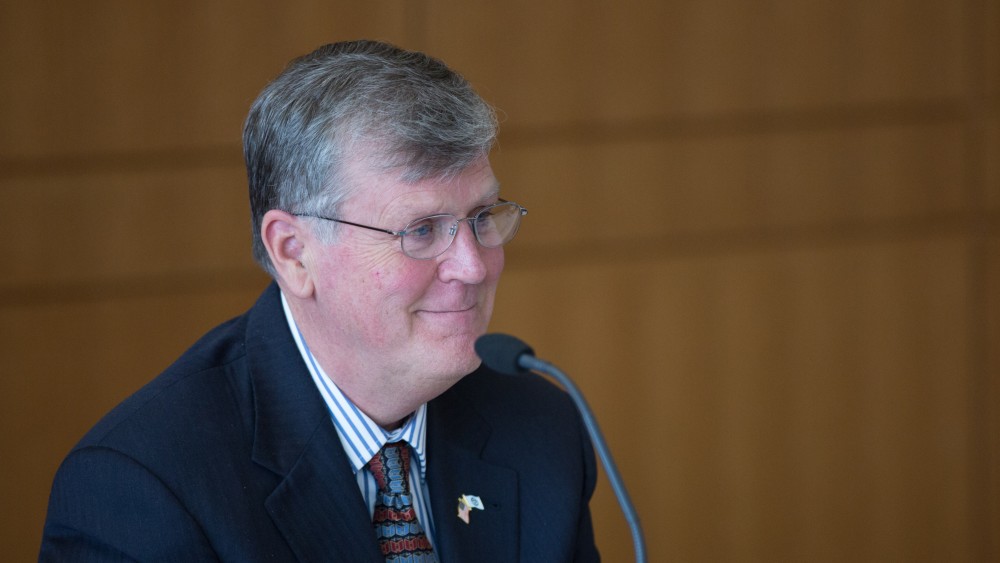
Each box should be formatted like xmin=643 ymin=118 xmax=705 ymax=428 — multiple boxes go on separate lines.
xmin=343 ymin=154 xmax=500 ymax=219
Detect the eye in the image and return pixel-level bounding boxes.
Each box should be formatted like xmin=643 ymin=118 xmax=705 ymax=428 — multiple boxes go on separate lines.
xmin=404 ymin=218 xmax=437 ymax=238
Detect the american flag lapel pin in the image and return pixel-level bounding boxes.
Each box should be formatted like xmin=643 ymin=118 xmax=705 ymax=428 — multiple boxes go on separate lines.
xmin=457 ymin=494 xmax=484 ymax=524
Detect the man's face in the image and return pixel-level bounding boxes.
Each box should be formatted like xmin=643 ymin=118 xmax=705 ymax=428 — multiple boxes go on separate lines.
xmin=302 ymin=155 xmax=504 ymax=403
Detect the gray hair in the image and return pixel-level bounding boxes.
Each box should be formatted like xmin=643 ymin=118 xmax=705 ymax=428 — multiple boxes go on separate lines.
xmin=243 ymin=40 xmax=498 ymax=275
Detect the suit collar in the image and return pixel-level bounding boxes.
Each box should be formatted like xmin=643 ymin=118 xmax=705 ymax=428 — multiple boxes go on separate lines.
xmin=245 ymin=283 xmax=324 ymax=476
xmin=245 ymin=283 xmax=383 ymax=562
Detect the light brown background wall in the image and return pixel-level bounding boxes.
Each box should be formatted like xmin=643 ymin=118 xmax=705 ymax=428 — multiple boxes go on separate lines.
xmin=2 ymin=1 xmax=997 ymax=561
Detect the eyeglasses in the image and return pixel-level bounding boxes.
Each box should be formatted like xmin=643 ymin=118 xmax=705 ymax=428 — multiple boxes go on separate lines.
xmin=293 ymin=200 xmax=527 ymax=260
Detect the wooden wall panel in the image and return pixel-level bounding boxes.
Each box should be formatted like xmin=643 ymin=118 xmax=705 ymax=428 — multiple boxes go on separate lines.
xmin=490 ymin=122 xmax=966 ymax=250
xmin=425 ymin=0 xmax=965 ymax=126
xmin=0 ymin=166 xmax=253 ymax=290
xmin=989 ymin=234 xmax=1000 ymax=559
xmin=492 ymin=236 xmax=973 ymax=561
xmin=978 ymin=4 xmax=998 ymax=550
xmin=987 ymin=0 xmax=999 ymax=97
xmin=988 ymin=114 xmax=999 ymax=211
xmin=0 ymin=1 xmax=410 ymax=158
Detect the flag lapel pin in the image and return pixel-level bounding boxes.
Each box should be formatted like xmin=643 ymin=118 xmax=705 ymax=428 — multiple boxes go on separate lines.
xmin=457 ymin=494 xmax=484 ymax=524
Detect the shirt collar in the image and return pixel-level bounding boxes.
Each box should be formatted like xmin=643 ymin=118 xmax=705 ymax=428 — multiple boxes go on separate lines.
xmin=279 ymin=292 xmax=429 ymax=478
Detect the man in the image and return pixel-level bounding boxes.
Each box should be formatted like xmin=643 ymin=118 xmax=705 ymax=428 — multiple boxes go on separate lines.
xmin=40 ymin=40 xmax=599 ymax=562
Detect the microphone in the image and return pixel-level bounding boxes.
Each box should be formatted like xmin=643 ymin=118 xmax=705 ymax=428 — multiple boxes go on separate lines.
xmin=475 ymin=333 xmax=647 ymax=563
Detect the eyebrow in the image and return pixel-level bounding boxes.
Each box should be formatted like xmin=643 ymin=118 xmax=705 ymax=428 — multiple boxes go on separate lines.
xmin=398 ymin=184 xmax=503 ymax=220
xmin=478 ymin=185 xmax=502 ymax=206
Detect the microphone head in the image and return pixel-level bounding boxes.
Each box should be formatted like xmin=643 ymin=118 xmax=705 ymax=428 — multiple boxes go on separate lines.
xmin=475 ymin=333 xmax=534 ymax=375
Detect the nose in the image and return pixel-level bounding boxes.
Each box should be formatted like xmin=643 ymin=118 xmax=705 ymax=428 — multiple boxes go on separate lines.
xmin=437 ymin=219 xmax=489 ymax=284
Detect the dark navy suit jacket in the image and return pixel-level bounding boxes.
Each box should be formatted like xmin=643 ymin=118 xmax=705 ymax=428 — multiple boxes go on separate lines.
xmin=40 ymin=283 xmax=600 ymax=562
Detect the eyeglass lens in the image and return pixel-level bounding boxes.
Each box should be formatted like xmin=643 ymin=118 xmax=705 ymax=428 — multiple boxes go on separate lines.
xmin=400 ymin=202 xmax=523 ymax=259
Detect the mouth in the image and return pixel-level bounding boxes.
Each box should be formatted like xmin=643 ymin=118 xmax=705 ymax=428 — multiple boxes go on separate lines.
xmin=418 ymin=304 xmax=477 ymax=315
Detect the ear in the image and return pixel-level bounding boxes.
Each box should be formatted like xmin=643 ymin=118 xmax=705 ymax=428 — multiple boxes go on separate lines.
xmin=261 ymin=209 xmax=315 ymax=299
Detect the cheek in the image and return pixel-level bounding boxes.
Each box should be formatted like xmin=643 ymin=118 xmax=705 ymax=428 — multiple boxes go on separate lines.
xmin=341 ymin=244 xmax=418 ymax=296
xmin=371 ymin=261 xmax=440 ymax=304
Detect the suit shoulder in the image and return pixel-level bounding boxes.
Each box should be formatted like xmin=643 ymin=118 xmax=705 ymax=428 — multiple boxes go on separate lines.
xmin=75 ymin=312 xmax=252 ymax=453
xmin=448 ymin=366 xmax=578 ymax=421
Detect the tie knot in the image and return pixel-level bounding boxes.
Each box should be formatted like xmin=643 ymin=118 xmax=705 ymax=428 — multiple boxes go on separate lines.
xmin=369 ymin=441 xmax=411 ymax=494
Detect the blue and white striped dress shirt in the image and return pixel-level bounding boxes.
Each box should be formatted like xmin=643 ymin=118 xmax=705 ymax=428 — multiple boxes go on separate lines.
xmin=280 ymin=293 xmax=437 ymax=547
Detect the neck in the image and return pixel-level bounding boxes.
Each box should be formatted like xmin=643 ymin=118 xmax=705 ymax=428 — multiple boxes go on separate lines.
xmin=283 ymin=295 xmax=440 ymax=430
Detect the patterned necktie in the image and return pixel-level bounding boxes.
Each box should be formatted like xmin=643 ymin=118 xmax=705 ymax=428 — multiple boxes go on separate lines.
xmin=369 ymin=441 xmax=437 ymax=562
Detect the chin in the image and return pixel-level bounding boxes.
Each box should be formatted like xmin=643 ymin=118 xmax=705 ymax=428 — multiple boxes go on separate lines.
xmin=425 ymin=336 xmax=481 ymax=377
xmin=406 ymin=318 xmax=486 ymax=374
xmin=416 ymin=358 xmax=478 ymax=402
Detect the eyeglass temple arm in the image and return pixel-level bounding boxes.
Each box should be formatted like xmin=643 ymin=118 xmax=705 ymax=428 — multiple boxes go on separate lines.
xmin=293 ymin=199 xmax=524 ymax=236
xmin=291 ymin=214 xmax=402 ymax=236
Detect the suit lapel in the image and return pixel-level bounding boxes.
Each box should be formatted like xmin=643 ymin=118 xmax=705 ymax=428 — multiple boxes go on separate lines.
xmin=245 ymin=284 xmax=383 ymax=563
xmin=262 ymin=423 xmax=382 ymax=563
xmin=427 ymin=376 xmax=519 ymax=563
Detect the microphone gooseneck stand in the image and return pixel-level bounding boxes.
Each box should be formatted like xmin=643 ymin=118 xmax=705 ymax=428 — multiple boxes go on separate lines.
xmin=475 ymin=334 xmax=647 ymax=563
